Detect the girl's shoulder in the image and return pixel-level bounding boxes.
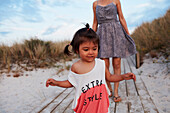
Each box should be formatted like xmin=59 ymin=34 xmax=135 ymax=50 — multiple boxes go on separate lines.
xmin=71 ymin=58 xmax=104 ymax=74
xmin=71 ymin=60 xmax=80 ymax=73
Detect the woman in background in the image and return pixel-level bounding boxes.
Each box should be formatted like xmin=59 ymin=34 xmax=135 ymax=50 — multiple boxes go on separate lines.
xmin=92 ymin=0 xmax=136 ymax=102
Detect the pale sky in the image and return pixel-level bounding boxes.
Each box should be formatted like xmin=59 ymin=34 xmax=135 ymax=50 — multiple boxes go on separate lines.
xmin=0 ymin=0 xmax=169 ymax=46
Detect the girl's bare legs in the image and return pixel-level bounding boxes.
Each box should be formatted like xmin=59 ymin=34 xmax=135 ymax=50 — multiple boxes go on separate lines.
xmin=101 ymin=58 xmax=112 ymax=96
xmin=112 ymin=57 xmax=121 ymax=101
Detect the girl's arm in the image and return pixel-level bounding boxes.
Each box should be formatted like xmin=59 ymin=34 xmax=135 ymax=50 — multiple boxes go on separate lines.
xmin=116 ymin=0 xmax=130 ymax=35
xmin=92 ymin=1 xmax=98 ymax=32
xmin=105 ymin=66 xmax=136 ymax=82
xmin=46 ymin=79 xmax=73 ymax=88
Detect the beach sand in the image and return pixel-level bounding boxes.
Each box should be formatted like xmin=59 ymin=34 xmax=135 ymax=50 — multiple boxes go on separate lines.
xmin=137 ymin=54 xmax=170 ymax=113
xmin=0 ymin=55 xmax=169 ymax=113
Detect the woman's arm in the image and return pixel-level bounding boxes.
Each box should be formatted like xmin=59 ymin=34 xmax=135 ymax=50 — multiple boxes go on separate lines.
xmin=46 ymin=79 xmax=73 ymax=88
xmin=105 ymin=66 xmax=136 ymax=82
xmin=92 ymin=1 xmax=98 ymax=32
xmin=115 ymin=0 xmax=130 ymax=35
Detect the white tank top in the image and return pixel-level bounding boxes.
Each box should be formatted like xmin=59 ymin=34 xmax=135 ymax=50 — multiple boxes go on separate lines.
xmin=68 ymin=58 xmax=110 ymax=113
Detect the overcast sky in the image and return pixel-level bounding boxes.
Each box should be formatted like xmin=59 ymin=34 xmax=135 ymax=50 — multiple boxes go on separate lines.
xmin=0 ymin=0 xmax=169 ymax=46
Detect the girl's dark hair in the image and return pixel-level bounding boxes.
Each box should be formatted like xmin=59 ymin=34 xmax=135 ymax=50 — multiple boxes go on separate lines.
xmin=64 ymin=23 xmax=99 ymax=56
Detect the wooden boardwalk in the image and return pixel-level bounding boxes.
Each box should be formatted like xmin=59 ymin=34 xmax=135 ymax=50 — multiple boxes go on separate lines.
xmin=32 ymin=55 xmax=159 ymax=113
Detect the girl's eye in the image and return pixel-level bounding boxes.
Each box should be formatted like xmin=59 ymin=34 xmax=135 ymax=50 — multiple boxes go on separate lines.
xmin=93 ymin=48 xmax=97 ymax=50
xmin=83 ymin=49 xmax=88 ymax=51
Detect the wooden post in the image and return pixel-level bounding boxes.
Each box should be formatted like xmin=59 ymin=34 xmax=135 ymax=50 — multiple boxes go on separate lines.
xmin=136 ymin=52 xmax=140 ymax=68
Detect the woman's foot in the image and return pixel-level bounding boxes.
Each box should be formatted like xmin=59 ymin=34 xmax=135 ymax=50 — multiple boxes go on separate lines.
xmin=113 ymin=96 xmax=121 ymax=102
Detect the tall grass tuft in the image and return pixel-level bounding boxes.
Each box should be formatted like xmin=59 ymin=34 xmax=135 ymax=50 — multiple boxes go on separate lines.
xmin=131 ymin=9 xmax=170 ymax=61
xmin=0 ymin=37 xmax=73 ymax=71
xmin=1 ymin=45 xmax=10 ymax=67
xmin=24 ymin=38 xmax=44 ymax=59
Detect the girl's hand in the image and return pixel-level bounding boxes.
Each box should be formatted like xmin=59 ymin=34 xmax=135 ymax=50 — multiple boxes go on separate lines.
xmin=46 ymin=78 xmax=56 ymax=87
xmin=122 ymin=73 xmax=136 ymax=81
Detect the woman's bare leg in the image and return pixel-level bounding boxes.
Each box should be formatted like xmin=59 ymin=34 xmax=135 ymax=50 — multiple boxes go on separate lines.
xmin=112 ymin=57 xmax=121 ymax=101
xmin=101 ymin=58 xmax=112 ymax=96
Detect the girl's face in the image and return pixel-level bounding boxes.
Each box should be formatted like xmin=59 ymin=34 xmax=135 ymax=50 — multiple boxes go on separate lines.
xmin=78 ymin=41 xmax=98 ymax=62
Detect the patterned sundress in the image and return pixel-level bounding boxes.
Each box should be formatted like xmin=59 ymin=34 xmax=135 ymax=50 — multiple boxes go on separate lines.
xmin=96 ymin=2 xmax=137 ymax=58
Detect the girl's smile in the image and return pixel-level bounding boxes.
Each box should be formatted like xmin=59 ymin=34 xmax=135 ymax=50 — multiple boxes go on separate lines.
xmin=78 ymin=41 xmax=98 ymax=62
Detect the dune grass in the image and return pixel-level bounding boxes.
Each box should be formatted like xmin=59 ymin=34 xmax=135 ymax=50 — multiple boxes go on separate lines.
xmin=0 ymin=38 xmax=74 ymax=72
xmin=131 ymin=9 xmax=170 ymax=62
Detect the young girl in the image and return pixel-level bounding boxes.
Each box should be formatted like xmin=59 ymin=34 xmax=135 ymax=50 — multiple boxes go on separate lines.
xmin=46 ymin=24 xmax=136 ymax=113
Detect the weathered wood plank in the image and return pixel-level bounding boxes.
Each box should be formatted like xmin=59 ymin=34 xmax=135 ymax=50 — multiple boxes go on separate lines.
xmin=109 ymin=97 xmax=116 ymax=113
xmin=127 ymin=57 xmax=159 ymax=113
xmin=129 ymin=54 xmax=136 ymax=68
xmin=31 ymin=88 xmax=66 ymax=113
xmin=40 ymin=88 xmax=74 ymax=113
xmin=63 ymin=99 xmax=74 ymax=113
xmin=51 ymin=90 xmax=75 ymax=113
xmin=123 ymin=58 xmax=144 ymax=113
xmin=126 ymin=57 xmax=139 ymax=96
